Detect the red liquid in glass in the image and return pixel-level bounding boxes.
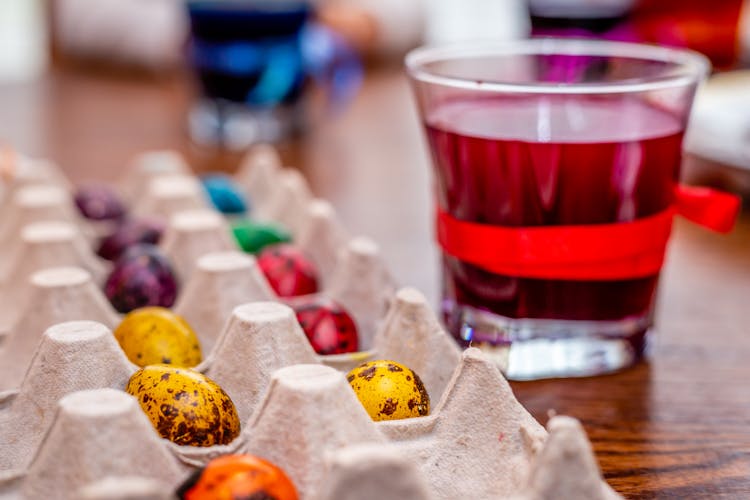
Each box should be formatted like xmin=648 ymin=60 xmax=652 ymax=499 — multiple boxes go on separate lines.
xmin=425 ymin=97 xmax=683 ymax=335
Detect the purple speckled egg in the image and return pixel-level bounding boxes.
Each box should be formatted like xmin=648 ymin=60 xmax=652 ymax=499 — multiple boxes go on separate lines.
xmin=104 ymin=244 xmax=178 ymax=313
xmin=97 ymin=218 xmax=165 ymax=261
xmin=75 ymin=184 xmax=127 ymax=221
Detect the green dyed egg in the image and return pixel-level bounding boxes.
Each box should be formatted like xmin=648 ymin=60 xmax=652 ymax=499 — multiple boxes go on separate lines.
xmin=232 ymin=220 xmax=292 ymax=254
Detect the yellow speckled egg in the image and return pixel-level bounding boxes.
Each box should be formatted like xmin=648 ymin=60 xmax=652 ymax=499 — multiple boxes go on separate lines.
xmin=126 ymin=365 xmax=240 ymax=447
xmin=114 ymin=307 xmax=202 ymax=367
xmin=346 ymin=360 xmax=430 ymax=421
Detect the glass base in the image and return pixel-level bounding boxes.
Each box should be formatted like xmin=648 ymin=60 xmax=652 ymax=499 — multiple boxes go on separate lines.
xmin=446 ymin=302 xmax=650 ymax=380
xmin=188 ymin=99 xmax=305 ymax=149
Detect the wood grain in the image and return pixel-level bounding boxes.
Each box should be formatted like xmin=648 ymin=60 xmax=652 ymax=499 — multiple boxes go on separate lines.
xmin=514 ymin=217 xmax=750 ymax=499
xmin=1 ymin=64 xmax=749 ymax=498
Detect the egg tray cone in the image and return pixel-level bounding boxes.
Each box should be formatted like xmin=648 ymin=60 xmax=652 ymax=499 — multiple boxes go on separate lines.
xmin=0 ymin=146 xmax=621 ymax=499
xmin=0 ymin=221 xmax=109 ymax=332
xmin=315 ymin=443 xmax=434 ymax=500
xmin=295 ymin=199 xmax=348 ymax=281
xmin=0 ymin=321 xmax=136 ymax=472
xmin=121 ymin=151 xmax=191 ymax=205
xmin=234 ymin=144 xmax=283 ymax=220
xmin=22 ymin=388 xmax=185 ymax=499
xmin=0 ymin=185 xmax=86 ymax=271
xmin=0 ymin=267 xmax=119 ymax=391
xmin=0 ymin=155 xmax=73 ymax=205
xmin=159 ymin=209 xmax=237 ymax=283
xmin=78 ymin=477 xmax=175 ymax=500
xmin=132 ymin=175 xmax=208 ymax=220
xmin=173 ymin=251 xmax=275 ymax=354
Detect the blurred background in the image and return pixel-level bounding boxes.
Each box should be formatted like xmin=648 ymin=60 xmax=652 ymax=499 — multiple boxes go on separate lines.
xmin=3 ymin=1 xmax=749 ymax=156
xmin=1 ymin=0 xmax=749 ymax=297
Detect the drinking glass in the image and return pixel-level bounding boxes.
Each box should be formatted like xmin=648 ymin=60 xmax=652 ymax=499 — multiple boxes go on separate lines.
xmin=186 ymin=0 xmax=361 ymax=149
xmin=406 ymin=39 xmax=709 ymax=379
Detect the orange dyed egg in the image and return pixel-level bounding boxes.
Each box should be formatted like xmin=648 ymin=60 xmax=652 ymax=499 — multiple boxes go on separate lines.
xmin=178 ymin=454 xmax=298 ymax=500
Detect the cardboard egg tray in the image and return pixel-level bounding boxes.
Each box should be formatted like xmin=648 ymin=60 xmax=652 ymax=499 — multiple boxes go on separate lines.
xmin=0 ymin=148 xmax=622 ymax=500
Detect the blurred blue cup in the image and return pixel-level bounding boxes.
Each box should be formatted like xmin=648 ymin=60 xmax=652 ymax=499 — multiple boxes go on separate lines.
xmin=186 ymin=0 xmax=362 ymax=148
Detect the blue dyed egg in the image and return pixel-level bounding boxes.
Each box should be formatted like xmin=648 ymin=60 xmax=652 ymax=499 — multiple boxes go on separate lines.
xmin=201 ymin=174 xmax=249 ymax=215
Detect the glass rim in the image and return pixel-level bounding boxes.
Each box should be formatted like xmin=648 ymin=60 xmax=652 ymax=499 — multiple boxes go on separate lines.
xmin=405 ymin=38 xmax=711 ymax=95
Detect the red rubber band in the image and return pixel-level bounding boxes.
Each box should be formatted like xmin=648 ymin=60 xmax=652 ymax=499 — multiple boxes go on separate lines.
xmin=436 ymin=185 xmax=740 ymax=281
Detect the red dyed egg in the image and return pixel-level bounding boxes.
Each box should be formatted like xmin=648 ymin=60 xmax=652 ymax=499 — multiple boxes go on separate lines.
xmin=257 ymin=244 xmax=319 ymax=297
xmin=178 ymin=454 xmax=298 ymax=500
xmin=287 ymin=295 xmax=359 ymax=355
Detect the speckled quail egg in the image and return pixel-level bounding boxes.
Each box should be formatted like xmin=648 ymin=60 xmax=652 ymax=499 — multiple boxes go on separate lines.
xmin=126 ymin=365 xmax=240 ymax=447
xmin=114 ymin=307 xmax=202 ymax=368
xmin=347 ymin=360 xmax=430 ymax=421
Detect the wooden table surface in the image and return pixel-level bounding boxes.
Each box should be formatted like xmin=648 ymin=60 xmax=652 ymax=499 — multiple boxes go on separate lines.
xmin=2 ymin=64 xmax=749 ymax=499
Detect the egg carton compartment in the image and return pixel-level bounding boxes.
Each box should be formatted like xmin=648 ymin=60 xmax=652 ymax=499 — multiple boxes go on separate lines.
xmin=0 ymin=282 xmax=454 ymax=451
xmin=0 ymin=235 xmax=392 ymax=386
xmin=0 ymin=298 xmax=620 ymax=500
xmin=0 ymin=268 xmax=119 ymax=391
xmin=0 ymin=147 xmax=395 ymax=371
xmin=0 ymin=222 xmax=109 ymax=335
xmin=0 ymin=154 xmax=73 ymax=203
xmin=0 ymin=347 xmax=621 ymax=500
xmin=0 ymin=146 xmax=620 ymax=499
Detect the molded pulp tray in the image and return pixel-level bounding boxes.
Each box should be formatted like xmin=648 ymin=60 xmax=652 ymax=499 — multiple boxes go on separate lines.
xmin=0 ymin=147 xmax=621 ymax=500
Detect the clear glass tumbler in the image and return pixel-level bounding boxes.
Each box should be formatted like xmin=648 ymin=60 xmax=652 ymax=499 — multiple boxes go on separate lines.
xmin=406 ymin=39 xmax=709 ymax=379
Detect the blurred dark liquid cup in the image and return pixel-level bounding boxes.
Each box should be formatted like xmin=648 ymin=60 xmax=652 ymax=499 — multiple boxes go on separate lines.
xmin=186 ymin=0 xmax=360 ymax=148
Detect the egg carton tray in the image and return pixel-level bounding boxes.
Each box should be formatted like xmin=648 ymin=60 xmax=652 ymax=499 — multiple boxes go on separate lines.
xmin=0 ymin=148 xmax=621 ymax=500
xmin=0 ymin=147 xmax=393 ymax=376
